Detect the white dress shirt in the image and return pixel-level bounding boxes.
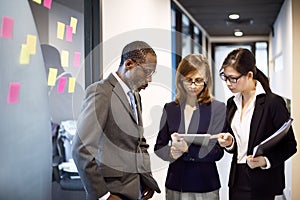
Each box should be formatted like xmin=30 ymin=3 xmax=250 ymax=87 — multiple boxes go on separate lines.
xmin=230 ymin=82 xmax=270 ymax=168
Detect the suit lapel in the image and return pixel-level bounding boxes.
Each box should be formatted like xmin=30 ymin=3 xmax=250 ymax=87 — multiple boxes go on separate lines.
xmin=248 ymin=94 xmax=266 ymax=150
xmin=107 ymin=74 xmax=136 ymax=121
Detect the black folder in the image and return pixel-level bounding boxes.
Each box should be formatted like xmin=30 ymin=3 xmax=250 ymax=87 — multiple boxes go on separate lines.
xmin=252 ymin=118 xmax=293 ymax=157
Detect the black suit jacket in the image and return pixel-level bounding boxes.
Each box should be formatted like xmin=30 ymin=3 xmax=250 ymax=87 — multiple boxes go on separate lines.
xmin=154 ymin=100 xmax=226 ymax=192
xmin=225 ymin=92 xmax=297 ymax=196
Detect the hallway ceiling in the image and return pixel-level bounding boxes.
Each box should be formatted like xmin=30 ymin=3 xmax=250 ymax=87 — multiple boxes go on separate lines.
xmin=177 ymin=0 xmax=285 ymax=37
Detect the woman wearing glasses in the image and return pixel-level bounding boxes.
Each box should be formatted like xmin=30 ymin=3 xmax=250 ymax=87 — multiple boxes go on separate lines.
xmin=217 ymin=48 xmax=297 ymax=200
xmin=154 ymin=54 xmax=226 ymax=200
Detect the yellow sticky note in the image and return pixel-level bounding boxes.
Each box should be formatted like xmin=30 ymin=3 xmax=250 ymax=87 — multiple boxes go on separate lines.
xmin=70 ymin=17 xmax=78 ymax=34
xmin=61 ymin=50 xmax=69 ymax=67
xmin=57 ymin=21 xmax=65 ymax=40
xmin=32 ymin=0 xmax=41 ymax=4
xmin=26 ymin=34 xmax=37 ymax=55
xmin=68 ymin=77 xmax=76 ymax=93
xmin=48 ymin=68 xmax=58 ymax=86
xmin=20 ymin=44 xmax=30 ymax=64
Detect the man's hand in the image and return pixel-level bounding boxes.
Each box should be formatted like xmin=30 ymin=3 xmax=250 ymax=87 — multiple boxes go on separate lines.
xmin=215 ymin=132 xmax=233 ymax=147
xmin=246 ymin=155 xmax=267 ymax=169
xmin=141 ymin=188 xmax=154 ymax=200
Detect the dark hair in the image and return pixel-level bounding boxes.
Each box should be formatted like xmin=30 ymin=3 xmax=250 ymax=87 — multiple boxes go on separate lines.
xmin=220 ymin=48 xmax=271 ymax=93
xmin=175 ymin=54 xmax=213 ymax=104
xmin=119 ymin=41 xmax=156 ymax=66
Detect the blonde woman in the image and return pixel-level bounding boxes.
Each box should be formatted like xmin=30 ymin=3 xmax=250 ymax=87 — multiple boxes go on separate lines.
xmin=154 ymin=54 xmax=226 ymax=200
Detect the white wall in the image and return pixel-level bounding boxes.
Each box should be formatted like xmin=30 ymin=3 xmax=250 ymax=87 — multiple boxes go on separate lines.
xmin=269 ymin=0 xmax=293 ymax=100
xmin=269 ymin=0 xmax=293 ymax=199
xmin=101 ymin=0 xmax=172 ymax=199
xmin=291 ymin=0 xmax=300 ymax=199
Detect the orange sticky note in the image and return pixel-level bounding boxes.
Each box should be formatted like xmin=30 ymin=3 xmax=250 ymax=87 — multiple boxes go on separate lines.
xmin=61 ymin=50 xmax=69 ymax=67
xmin=48 ymin=68 xmax=58 ymax=86
xmin=20 ymin=44 xmax=30 ymax=64
xmin=66 ymin=25 xmax=73 ymax=42
xmin=1 ymin=16 xmax=14 ymax=39
xmin=44 ymin=0 xmax=53 ymax=9
xmin=68 ymin=77 xmax=76 ymax=93
xmin=57 ymin=22 xmax=65 ymax=40
xmin=70 ymin=17 xmax=78 ymax=34
xmin=57 ymin=77 xmax=67 ymax=93
xmin=73 ymin=51 xmax=81 ymax=67
xmin=7 ymin=82 xmax=21 ymax=104
xmin=26 ymin=34 xmax=37 ymax=55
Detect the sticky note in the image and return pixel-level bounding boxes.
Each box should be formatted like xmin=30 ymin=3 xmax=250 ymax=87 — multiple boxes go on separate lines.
xmin=70 ymin=17 xmax=78 ymax=34
xmin=7 ymin=82 xmax=21 ymax=104
xmin=61 ymin=50 xmax=69 ymax=67
xmin=48 ymin=68 xmax=58 ymax=86
xmin=57 ymin=22 xmax=65 ymax=40
xmin=68 ymin=77 xmax=76 ymax=93
xmin=57 ymin=77 xmax=67 ymax=93
xmin=20 ymin=44 xmax=30 ymax=64
xmin=26 ymin=34 xmax=37 ymax=55
xmin=32 ymin=0 xmax=41 ymax=4
xmin=73 ymin=51 xmax=81 ymax=67
xmin=1 ymin=16 xmax=14 ymax=39
xmin=66 ymin=25 xmax=73 ymax=42
xmin=44 ymin=0 xmax=53 ymax=9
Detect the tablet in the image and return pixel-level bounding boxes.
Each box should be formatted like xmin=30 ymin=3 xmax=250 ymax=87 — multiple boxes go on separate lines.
xmin=177 ymin=134 xmax=211 ymax=146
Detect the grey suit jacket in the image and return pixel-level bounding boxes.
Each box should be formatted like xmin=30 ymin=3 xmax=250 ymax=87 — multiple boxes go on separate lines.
xmin=72 ymin=73 xmax=160 ymax=200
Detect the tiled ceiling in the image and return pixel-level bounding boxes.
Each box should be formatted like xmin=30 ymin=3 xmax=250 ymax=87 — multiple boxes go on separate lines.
xmin=177 ymin=0 xmax=285 ymax=37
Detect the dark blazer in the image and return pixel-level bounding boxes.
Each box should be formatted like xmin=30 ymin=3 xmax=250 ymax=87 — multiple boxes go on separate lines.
xmin=225 ymin=92 xmax=297 ymax=196
xmin=72 ymin=74 xmax=160 ymax=200
xmin=154 ymin=100 xmax=226 ymax=192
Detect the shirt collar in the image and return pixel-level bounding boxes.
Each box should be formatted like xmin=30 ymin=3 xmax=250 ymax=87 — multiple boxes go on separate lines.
xmin=112 ymin=72 xmax=131 ymax=94
xmin=233 ymin=81 xmax=265 ymax=108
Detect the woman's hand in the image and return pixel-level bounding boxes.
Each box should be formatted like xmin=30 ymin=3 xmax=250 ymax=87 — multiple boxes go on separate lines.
xmin=246 ymin=155 xmax=267 ymax=169
xmin=170 ymin=146 xmax=183 ymax=159
xmin=170 ymin=133 xmax=188 ymax=159
xmin=214 ymin=132 xmax=234 ymax=147
xmin=171 ymin=133 xmax=189 ymax=153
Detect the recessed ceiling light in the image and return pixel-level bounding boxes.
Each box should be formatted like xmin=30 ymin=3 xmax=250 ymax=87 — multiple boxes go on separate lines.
xmin=234 ymin=29 xmax=243 ymax=37
xmin=229 ymin=14 xmax=240 ymax=20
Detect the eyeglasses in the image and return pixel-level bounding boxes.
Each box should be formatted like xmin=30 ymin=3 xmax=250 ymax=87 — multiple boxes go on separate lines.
xmin=219 ymin=72 xmax=243 ymax=83
xmin=182 ymin=78 xmax=205 ymax=86
xmin=136 ymin=63 xmax=156 ymax=78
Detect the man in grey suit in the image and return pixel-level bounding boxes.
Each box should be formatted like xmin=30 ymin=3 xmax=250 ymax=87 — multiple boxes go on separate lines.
xmin=72 ymin=41 xmax=161 ymax=200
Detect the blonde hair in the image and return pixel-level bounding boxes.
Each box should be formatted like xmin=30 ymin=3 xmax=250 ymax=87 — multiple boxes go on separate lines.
xmin=175 ymin=54 xmax=213 ymax=104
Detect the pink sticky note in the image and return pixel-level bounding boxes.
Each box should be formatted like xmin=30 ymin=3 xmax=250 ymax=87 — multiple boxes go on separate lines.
xmin=73 ymin=51 xmax=81 ymax=67
xmin=1 ymin=16 xmax=14 ymax=39
xmin=66 ymin=25 xmax=73 ymax=42
xmin=7 ymin=82 xmax=20 ymax=104
xmin=43 ymin=0 xmax=53 ymax=9
xmin=57 ymin=77 xmax=67 ymax=93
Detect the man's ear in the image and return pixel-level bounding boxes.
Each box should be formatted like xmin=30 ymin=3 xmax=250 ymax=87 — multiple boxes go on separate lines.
xmin=125 ymin=59 xmax=135 ymax=70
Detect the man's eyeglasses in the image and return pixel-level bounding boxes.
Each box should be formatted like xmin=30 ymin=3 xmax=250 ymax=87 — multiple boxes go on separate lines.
xmin=182 ymin=78 xmax=205 ymax=86
xmin=219 ymin=72 xmax=243 ymax=83
xmin=136 ymin=63 xmax=156 ymax=77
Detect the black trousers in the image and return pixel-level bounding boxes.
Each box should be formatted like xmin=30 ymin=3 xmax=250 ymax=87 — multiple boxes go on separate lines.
xmin=229 ymin=164 xmax=275 ymax=200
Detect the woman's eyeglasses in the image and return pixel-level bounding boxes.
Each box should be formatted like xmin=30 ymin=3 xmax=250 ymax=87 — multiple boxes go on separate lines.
xmin=219 ymin=72 xmax=243 ymax=83
xmin=182 ymin=78 xmax=205 ymax=86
